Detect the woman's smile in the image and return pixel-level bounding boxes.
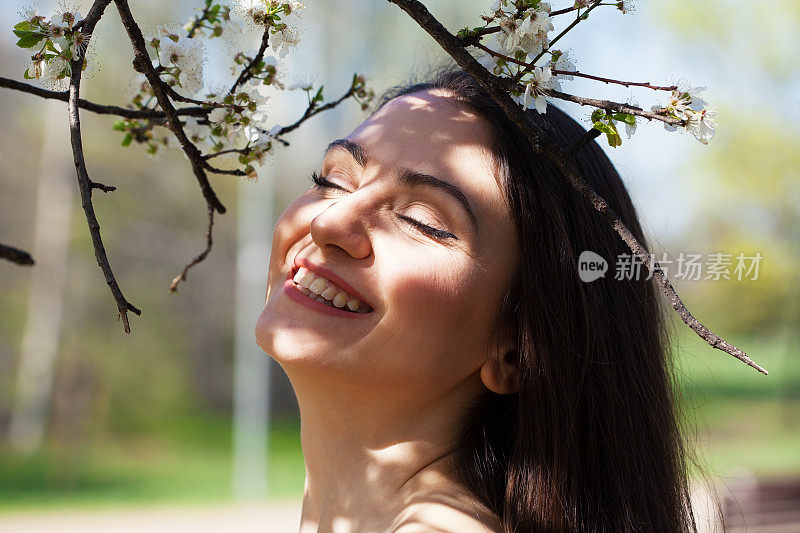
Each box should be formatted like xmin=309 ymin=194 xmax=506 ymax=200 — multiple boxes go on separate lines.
xmin=283 ymin=261 xmax=375 ymax=318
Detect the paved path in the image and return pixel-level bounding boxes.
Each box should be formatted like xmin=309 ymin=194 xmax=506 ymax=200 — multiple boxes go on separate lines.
xmin=0 ymin=501 xmax=302 ymax=533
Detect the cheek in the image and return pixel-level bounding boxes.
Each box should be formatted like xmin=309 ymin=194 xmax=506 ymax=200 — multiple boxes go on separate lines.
xmin=380 ymin=257 xmax=493 ymax=374
xmin=266 ymin=193 xmax=318 ymax=291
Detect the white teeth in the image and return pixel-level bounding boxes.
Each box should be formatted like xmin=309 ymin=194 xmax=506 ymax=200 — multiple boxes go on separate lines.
xmin=308 ymin=278 xmax=327 ymax=294
xmin=293 ymin=266 xmax=372 ymax=313
xmin=295 ymin=267 xmax=315 ymax=287
xmin=332 ymin=292 xmax=348 ymax=308
xmin=321 ymin=287 xmax=338 ymax=300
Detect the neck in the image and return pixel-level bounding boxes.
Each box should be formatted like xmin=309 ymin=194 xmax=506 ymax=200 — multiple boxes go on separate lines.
xmin=291 ymin=371 xmax=481 ymax=532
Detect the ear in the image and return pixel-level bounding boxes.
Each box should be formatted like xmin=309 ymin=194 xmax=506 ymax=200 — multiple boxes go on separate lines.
xmin=480 ymin=348 xmax=519 ymax=395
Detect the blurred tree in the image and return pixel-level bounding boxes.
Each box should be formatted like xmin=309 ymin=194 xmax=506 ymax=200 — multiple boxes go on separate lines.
xmin=658 ymin=0 xmax=800 ymax=338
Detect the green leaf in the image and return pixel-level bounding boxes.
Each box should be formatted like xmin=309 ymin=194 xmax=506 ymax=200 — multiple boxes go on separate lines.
xmin=14 ymin=21 xmax=34 ymax=32
xmin=606 ymin=132 xmax=622 ymax=148
xmin=23 ymin=67 xmax=35 ymax=79
xmin=112 ymin=120 xmax=127 ymax=131
xmin=121 ymin=133 xmax=134 ymax=146
xmin=16 ymin=33 xmax=44 ymax=48
xmin=313 ymin=86 xmax=324 ymax=104
xmin=612 ymin=112 xmax=635 ymax=125
xmin=592 ymin=121 xmax=616 ymax=135
xmin=591 ymin=109 xmax=605 ymax=123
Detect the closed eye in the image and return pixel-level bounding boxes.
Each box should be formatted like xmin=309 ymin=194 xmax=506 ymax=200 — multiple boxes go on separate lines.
xmin=308 ymin=171 xmax=458 ymax=241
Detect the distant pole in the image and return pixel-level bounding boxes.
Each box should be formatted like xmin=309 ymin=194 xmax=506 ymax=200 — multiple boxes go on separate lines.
xmin=8 ymin=101 xmax=73 ymax=453
xmin=232 ymin=167 xmax=273 ymax=499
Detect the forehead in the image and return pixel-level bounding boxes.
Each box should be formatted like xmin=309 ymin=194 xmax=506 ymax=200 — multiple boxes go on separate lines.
xmin=346 ymin=89 xmax=496 ymax=182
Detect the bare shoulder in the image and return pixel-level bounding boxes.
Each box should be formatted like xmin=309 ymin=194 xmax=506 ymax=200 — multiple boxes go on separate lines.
xmin=389 ymin=484 xmax=502 ymax=533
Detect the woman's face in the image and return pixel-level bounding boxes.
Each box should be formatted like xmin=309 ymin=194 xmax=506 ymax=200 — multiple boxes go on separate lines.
xmin=256 ymin=89 xmax=519 ymax=401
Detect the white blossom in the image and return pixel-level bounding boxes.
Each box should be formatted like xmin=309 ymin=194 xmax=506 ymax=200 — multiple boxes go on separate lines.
xmin=617 ymin=0 xmax=636 ymax=14
xmin=271 ymin=26 xmax=301 ymax=58
xmin=19 ymin=5 xmax=40 ymax=20
xmin=550 ymin=50 xmax=576 ymax=79
xmin=208 ymin=107 xmax=228 ymax=124
xmin=684 ymin=108 xmax=717 ymax=144
xmin=515 ymin=66 xmax=554 ymax=114
xmin=287 ymin=74 xmax=314 ymax=91
xmin=25 ymin=57 xmax=44 ymax=79
xmin=494 ymin=2 xmax=553 ymax=59
xmin=51 ymin=5 xmax=83 ymax=28
xmin=476 ymin=36 xmax=505 ymax=74
xmin=243 ymin=124 xmax=266 ymax=143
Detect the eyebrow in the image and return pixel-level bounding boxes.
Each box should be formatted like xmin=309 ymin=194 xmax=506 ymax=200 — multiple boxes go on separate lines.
xmin=324 ymin=138 xmax=479 ymax=232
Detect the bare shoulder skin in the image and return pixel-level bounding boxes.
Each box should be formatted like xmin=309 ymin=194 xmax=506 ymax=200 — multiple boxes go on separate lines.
xmin=389 ymin=472 xmax=502 ymax=533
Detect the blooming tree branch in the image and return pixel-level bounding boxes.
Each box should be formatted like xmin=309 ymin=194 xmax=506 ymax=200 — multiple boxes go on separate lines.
xmin=67 ymin=0 xmax=141 ymax=334
xmin=5 ymin=0 xmax=372 ymax=330
xmin=0 ymin=76 xmax=208 ymax=119
xmin=3 ymin=0 xmax=765 ymax=374
xmin=387 ymin=0 xmax=767 ymax=375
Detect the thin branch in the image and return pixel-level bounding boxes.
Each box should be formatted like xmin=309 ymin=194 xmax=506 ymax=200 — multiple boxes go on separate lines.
xmin=457 ymin=25 xmax=500 ymax=46
xmin=186 ymin=2 xmax=213 ymax=38
xmin=69 ymin=0 xmax=141 ymax=333
xmin=230 ymin=29 xmax=270 ymax=94
xmin=202 ymin=148 xmax=243 ymax=160
xmin=517 ymin=0 xmax=604 ymax=83
xmin=467 ymin=47 xmax=679 ymax=94
xmin=90 ymin=180 xmax=117 ymax=192
xmin=457 ymin=4 xmax=603 ymax=47
xmin=551 ymin=70 xmax=678 ymax=92
xmin=386 ymin=0 xmax=768 ymax=375
xmin=0 ymin=243 xmax=34 ymax=266
xmin=545 ymin=88 xmax=683 ymax=125
xmin=170 ymin=204 xmax=214 ymax=292
xmin=204 ymin=164 xmax=246 ymax=176
xmin=164 ymin=84 xmax=241 ymax=110
xmin=0 ymin=76 xmax=208 ymax=119
xmin=277 ymin=83 xmax=359 ymax=136
xmin=114 ymin=0 xmax=226 ymax=215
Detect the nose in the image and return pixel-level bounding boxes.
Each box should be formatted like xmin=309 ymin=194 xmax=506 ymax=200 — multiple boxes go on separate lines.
xmin=309 ymin=194 xmax=372 ymax=260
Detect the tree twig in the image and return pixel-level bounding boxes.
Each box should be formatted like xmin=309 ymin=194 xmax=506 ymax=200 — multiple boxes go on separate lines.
xmin=186 ymin=1 xmax=213 ymax=38
xmin=551 ymin=70 xmax=677 ymax=92
xmin=277 ymin=83 xmax=359 ymax=137
xmin=0 ymin=243 xmax=34 ymax=266
xmin=230 ymin=29 xmax=270 ymax=94
xmin=90 ymin=180 xmax=117 ymax=192
xmin=114 ymin=0 xmax=226 ymax=215
xmin=545 ymin=88 xmax=683 ymax=125
xmin=170 ymin=204 xmax=214 ymax=292
xmin=0 ymin=76 xmax=208 ymax=120
xmin=69 ymin=0 xmax=141 ymax=334
xmin=386 ymin=0 xmax=768 ymax=375
xmin=518 ymin=0 xmax=603 ymax=82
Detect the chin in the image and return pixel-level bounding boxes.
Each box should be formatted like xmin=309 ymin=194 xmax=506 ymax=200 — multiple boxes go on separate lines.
xmin=255 ymin=298 xmax=339 ymax=373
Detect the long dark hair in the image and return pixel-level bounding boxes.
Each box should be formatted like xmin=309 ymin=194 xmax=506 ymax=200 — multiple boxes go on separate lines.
xmin=376 ymin=66 xmax=707 ymax=531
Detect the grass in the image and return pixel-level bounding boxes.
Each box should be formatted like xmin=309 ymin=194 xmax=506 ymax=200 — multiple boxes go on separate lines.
xmin=0 ymin=414 xmax=304 ymax=514
xmin=0 ymin=331 xmax=796 ymax=513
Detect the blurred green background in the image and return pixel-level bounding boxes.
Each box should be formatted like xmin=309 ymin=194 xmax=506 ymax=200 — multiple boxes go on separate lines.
xmin=0 ymin=0 xmax=797 ymax=519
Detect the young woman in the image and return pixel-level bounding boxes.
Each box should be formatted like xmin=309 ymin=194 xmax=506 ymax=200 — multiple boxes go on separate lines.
xmin=256 ymin=66 xmax=702 ymax=532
